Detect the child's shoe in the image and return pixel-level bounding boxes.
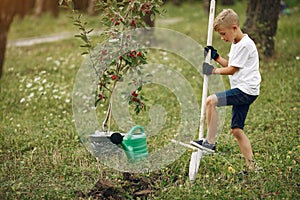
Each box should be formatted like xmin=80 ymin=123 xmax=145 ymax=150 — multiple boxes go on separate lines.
xmin=190 ymin=139 xmax=216 ymax=153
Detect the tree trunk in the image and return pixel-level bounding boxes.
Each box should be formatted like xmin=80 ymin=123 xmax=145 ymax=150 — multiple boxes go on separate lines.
xmin=0 ymin=0 xmax=34 ymax=78
xmin=0 ymin=23 xmax=10 ymax=79
xmin=202 ymin=0 xmax=209 ymax=12
xmin=243 ymin=0 xmax=280 ymax=57
xmin=88 ymin=0 xmax=97 ymax=16
xmin=16 ymin=0 xmax=34 ymax=19
xmin=73 ymin=0 xmax=89 ymax=11
xmin=221 ymin=0 xmax=234 ymax=5
xmin=0 ymin=0 xmax=17 ymax=78
xmin=47 ymin=0 xmax=59 ymax=17
xmin=34 ymin=0 xmax=45 ymax=17
xmin=35 ymin=0 xmax=59 ymax=17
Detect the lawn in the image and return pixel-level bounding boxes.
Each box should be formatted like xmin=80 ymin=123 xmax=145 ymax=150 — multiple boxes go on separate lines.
xmin=1 ymin=1 xmax=299 ymax=199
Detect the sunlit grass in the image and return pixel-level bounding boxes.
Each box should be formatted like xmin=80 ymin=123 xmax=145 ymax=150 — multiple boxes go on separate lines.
xmin=1 ymin=1 xmax=299 ymax=199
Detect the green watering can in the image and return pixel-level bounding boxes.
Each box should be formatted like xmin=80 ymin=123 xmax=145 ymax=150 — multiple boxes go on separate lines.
xmin=111 ymin=125 xmax=148 ymax=161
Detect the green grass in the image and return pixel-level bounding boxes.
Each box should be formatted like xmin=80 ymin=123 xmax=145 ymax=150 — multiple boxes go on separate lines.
xmin=1 ymin=1 xmax=300 ymax=199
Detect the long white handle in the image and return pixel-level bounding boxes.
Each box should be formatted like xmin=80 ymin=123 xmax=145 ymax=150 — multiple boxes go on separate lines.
xmin=198 ymin=0 xmax=215 ymax=139
xmin=189 ymin=0 xmax=216 ymax=182
xmin=207 ymin=0 xmax=216 ymax=47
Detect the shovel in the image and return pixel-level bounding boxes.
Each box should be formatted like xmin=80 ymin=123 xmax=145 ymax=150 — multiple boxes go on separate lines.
xmin=189 ymin=0 xmax=216 ymax=182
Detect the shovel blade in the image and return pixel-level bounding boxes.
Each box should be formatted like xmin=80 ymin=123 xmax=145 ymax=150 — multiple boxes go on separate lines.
xmin=189 ymin=150 xmax=203 ymax=181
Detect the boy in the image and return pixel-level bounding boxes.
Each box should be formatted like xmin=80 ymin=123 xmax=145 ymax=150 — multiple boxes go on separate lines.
xmin=191 ymin=9 xmax=261 ymax=172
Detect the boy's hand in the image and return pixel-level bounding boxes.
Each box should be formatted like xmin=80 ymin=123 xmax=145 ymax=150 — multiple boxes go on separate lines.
xmin=202 ymin=62 xmax=215 ymax=75
xmin=204 ymin=46 xmax=219 ymax=60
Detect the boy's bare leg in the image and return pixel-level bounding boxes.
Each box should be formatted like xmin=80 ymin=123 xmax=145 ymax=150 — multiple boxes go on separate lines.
xmin=231 ymin=128 xmax=254 ymax=170
xmin=205 ymin=95 xmax=218 ymax=144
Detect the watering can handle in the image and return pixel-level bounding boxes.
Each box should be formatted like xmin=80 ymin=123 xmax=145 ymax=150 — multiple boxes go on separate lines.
xmin=128 ymin=125 xmax=144 ymax=138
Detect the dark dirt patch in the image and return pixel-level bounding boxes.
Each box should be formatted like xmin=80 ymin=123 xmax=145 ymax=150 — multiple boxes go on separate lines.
xmin=76 ymin=172 xmax=158 ymax=199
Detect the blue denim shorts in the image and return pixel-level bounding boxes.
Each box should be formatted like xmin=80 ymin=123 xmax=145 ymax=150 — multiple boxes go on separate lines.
xmin=216 ymin=88 xmax=258 ymax=130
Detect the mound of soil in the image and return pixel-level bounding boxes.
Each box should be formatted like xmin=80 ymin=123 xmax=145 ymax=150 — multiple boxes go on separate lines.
xmin=76 ymin=172 xmax=156 ymax=199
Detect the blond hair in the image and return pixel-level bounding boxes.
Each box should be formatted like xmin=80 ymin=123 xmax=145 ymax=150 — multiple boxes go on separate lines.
xmin=214 ymin=9 xmax=239 ymax=31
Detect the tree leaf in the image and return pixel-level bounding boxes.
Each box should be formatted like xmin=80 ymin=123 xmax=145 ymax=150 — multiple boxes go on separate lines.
xmin=95 ymin=98 xmax=101 ymax=107
xmin=81 ymin=52 xmax=89 ymax=55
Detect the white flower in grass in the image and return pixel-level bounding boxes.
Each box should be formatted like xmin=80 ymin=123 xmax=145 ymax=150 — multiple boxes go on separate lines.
xmin=26 ymin=83 xmax=33 ymax=88
xmin=34 ymin=77 xmax=41 ymax=82
xmin=46 ymin=57 xmax=53 ymax=61
xmin=54 ymin=60 xmax=61 ymax=66
xmin=45 ymin=83 xmax=52 ymax=88
xmin=163 ymin=56 xmax=169 ymax=61
xmin=28 ymin=92 xmax=34 ymax=99
xmin=53 ymin=95 xmax=61 ymax=99
xmin=20 ymin=98 xmax=25 ymax=103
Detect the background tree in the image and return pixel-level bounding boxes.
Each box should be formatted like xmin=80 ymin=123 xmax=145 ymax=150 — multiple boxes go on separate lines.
xmin=0 ymin=0 xmax=160 ymax=79
xmin=34 ymin=0 xmax=59 ymax=17
xmin=243 ymin=0 xmax=281 ymax=57
xmin=0 ymin=0 xmax=34 ymax=78
xmin=87 ymin=0 xmax=97 ymax=16
xmin=221 ymin=0 xmax=234 ymax=5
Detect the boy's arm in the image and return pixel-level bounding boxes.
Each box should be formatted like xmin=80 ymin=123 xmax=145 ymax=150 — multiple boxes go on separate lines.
xmin=202 ymin=62 xmax=239 ymax=75
xmin=204 ymin=46 xmax=238 ymax=75
xmin=204 ymin=46 xmax=229 ymax=67
xmin=214 ymin=65 xmax=239 ymax=75
xmin=215 ymin=56 xmax=238 ymax=75
xmin=215 ymin=55 xmax=228 ymax=67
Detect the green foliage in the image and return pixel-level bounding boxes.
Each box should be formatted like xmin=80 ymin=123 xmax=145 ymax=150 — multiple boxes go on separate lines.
xmin=68 ymin=0 xmax=164 ymax=130
xmin=283 ymin=0 xmax=300 ymax=8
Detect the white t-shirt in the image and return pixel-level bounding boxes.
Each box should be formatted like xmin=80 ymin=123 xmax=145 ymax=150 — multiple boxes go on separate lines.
xmin=228 ymin=34 xmax=261 ymax=96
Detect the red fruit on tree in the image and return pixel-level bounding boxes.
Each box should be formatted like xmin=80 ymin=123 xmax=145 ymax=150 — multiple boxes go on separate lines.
xmin=111 ymin=75 xmax=117 ymax=80
xmin=131 ymin=50 xmax=137 ymax=57
xmin=131 ymin=91 xmax=138 ymax=97
xmin=130 ymin=19 xmax=136 ymax=26
xmin=132 ymin=97 xmax=139 ymax=102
